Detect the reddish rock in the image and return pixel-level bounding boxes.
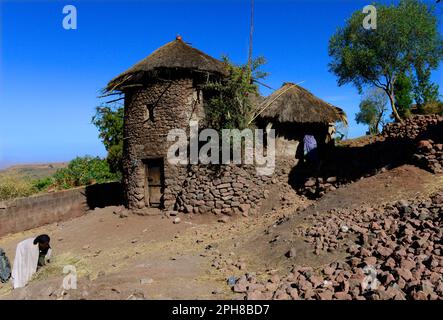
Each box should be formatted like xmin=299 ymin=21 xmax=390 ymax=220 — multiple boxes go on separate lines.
xmin=417 ymin=140 xmax=433 ymax=151
xmin=265 ymin=282 xmax=278 ymax=292
xmin=397 ymin=277 xmax=407 ymax=289
xmin=397 ymin=268 xmax=413 ymax=281
xmin=298 ymin=279 xmax=313 ymax=292
xmin=430 ymin=272 xmax=441 ymax=284
xmin=270 ymin=274 xmax=280 ymax=284
xmin=349 ymin=257 xmax=361 ymax=267
xmin=309 ymin=275 xmax=324 ymax=288
xmin=386 ymin=286 xmax=406 ymax=300
xmin=247 ymin=290 xmax=264 ymax=300
xmin=334 ymin=292 xmax=352 ymax=300
xmin=382 ymin=273 xmax=395 ymax=286
xmin=384 ymin=257 xmax=397 ymax=270
xmin=349 ymin=274 xmax=365 ymax=290
xmin=301 ymin=288 xmax=314 ymax=299
xmin=412 ymin=291 xmax=428 ymax=300
xmin=376 ymin=245 xmax=393 ymax=257
xmin=323 ymin=266 xmax=335 ymax=276
xmin=316 ymin=290 xmax=334 ymax=300
xmin=370 ymin=222 xmax=382 ymax=230
xmin=274 ymin=290 xmax=291 ymax=300
xmin=233 ymin=281 xmax=248 ymax=293
xmin=287 ymin=288 xmax=299 ymax=300
xmin=364 ymin=257 xmax=377 ymax=266
xmin=359 ymin=247 xmax=372 ymax=258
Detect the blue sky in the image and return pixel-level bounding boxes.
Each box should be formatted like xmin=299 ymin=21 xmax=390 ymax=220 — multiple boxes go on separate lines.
xmin=0 ymin=0 xmax=442 ymax=168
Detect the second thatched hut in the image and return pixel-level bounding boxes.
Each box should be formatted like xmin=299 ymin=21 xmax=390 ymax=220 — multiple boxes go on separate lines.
xmin=256 ymin=82 xmax=347 ymax=161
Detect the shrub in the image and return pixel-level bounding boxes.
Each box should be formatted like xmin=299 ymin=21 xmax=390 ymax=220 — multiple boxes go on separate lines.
xmin=32 ymin=177 xmax=54 ymax=192
xmin=419 ymin=101 xmax=443 ymax=115
xmin=204 ymin=56 xmax=268 ymax=130
xmin=53 ymin=156 xmax=120 ymax=189
xmin=0 ymin=175 xmax=35 ymax=201
xmin=92 ymin=105 xmax=124 ymax=174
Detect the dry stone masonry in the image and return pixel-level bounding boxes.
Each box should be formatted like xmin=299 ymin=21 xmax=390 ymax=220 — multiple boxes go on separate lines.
xmin=298 ymin=114 xmax=443 ymax=198
xmin=383 ymin=114 xmax=443 ymax=174
xmin=172 ymin=162 xmax=294 ymax=216
xmin=122 ymin=79 xmax=197 ymax=211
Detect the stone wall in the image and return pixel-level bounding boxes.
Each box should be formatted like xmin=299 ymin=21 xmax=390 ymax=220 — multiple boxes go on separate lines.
xmin=0 ymin=188 xmax=87 ymax=237
xmin=172 ymin=161 xmax=294 ymax=216
xmin=295 ymin=115 xmax=443 ymax=198
xmin=383 ymin=115 xmax=443 ymax=173
xmin=0 ymin=183 xmax=123 ymax=237
xmin=383 ymin=114 xmax=443 ymax=140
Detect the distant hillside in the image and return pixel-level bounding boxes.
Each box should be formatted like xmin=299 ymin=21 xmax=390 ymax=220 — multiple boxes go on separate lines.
xmin=0 ymin=163 xmax=67 ymax=181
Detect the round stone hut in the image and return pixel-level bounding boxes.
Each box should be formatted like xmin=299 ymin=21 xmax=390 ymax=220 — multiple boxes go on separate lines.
xmin=106 ymin=37 xmax=228 ymax=211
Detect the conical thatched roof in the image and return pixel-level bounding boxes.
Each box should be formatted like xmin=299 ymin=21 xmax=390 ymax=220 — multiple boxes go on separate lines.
xmin=258 ymin=83 xmax=347 ymax=125
xmin=106 ymin=37 xmax=228 ymax=92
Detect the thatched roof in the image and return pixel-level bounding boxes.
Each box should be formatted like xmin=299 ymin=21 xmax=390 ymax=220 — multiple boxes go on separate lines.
xmin=258 ymin=83 xmax=347 ymax=125
xmin=106 ymin=37 xmax=228 ymax=92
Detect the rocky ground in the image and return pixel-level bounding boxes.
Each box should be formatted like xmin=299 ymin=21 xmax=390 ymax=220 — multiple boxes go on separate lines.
xmin=0 ymin=165 xmax=441 ymax=300
xmin=232 ymin=192 xmax=443 ymax=300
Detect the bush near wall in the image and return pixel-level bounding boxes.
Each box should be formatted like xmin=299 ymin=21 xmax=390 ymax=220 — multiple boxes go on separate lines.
xmin=53 ymin=156 xmax=120 ymax=189
xmin=0 ymin=156 xmax=121 ymax=201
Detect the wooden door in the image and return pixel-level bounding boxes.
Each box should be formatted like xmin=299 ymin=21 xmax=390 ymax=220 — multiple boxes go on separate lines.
xmin=144 ymin=159 xmax=164 ymax=207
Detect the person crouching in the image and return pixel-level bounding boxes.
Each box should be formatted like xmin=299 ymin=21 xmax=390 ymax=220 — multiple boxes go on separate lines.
xmin=11 ymin=234 xmax=52 ymax=289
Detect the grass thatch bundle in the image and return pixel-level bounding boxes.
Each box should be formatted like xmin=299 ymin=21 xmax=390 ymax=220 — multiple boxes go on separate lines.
xmin=258 ymin=83 xmax=347 ymax=125
xmin=107 ymin=37 xmax=228 ymax=92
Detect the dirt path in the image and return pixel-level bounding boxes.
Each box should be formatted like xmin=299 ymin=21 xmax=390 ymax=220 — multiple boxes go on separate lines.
xmin=0 ymin=188 xmax=305 ymax=300
xmin=0 ymin=208 xmax=230 ymax=299
xmin=0 ymin=165 xmax=441 ymax=300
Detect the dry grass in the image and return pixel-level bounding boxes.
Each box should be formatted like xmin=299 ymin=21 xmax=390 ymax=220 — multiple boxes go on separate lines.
xmin=32 ymin=252 xmax=91 ymax=282
xmin=0 ymin=174 xmax=35 ymax=201
xmin=0 ymin=163 xmax=68 ymax=201
xmin=0 ymin=252 xmax=91 ymax=297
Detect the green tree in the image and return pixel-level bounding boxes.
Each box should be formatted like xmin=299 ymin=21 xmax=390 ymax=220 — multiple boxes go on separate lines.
xmin=204 ymin=56 xmax=268 ymax=130
xmin=355 ymin=88 xmax=388 ymax=135
xmin=413 ymin=66 xmax=440 ymax=110
xmin=92 ymin=104 xmax=124 ymax=173
xmin=394 ymin=72 xmax=413 ymax=118
xmin=53 ymin=156 xmax=119 ymax=189
xmin=329 ymin=0 xmax=443 ymax=122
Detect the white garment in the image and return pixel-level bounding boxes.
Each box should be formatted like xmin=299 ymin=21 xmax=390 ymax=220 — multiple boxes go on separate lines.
xmin=11 ymin=238 xmax=51 ymax=289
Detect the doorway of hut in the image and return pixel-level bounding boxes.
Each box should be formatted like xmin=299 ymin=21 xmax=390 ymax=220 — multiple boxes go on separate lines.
xmin=143 ymin=158 xmax=164 ymax=208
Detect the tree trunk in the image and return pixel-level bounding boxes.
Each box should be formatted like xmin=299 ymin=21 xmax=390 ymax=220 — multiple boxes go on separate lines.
xmin=387 ymin=92 xmax=403 ymax=123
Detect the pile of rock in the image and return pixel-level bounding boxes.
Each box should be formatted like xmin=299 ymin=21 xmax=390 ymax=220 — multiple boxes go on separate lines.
xmin=414 ymin=139 xmax=443 ymax=174
xmin=384 ymin=114 xmax=443 ymax=174
xmin=232 ymin=192 xmax=443 ymax=300
xmin=302 ymin=176 xmax=340 ymax=198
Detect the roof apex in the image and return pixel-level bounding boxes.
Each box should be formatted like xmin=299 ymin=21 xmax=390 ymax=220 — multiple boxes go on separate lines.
xmin=106 ymin=37 xmax=227 ymax=91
